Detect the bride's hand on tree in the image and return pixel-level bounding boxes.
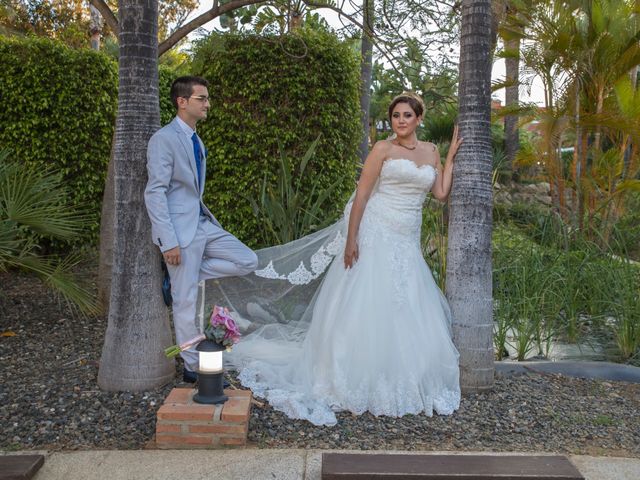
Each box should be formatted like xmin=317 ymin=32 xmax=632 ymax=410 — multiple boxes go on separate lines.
xmin=344 ymin=240 xmax=359 ymax=269
xmin=446 ymin=124 xmax=463 ymax=163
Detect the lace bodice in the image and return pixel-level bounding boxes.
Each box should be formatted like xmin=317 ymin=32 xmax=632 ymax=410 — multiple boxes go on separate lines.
xmin=354 ymin=158 xmax=436 ymax=242
xmin=377 ymin=158 xmax=438 ymax=209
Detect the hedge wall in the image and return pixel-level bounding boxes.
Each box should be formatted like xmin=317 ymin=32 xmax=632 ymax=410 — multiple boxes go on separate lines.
xmin=0 ymin=36 xmax=118 ymax=243
xmin=0 ymin=35 xmax=178 ymax=247
xmin=191 ymin=31 xmax=361 ymax=247
xmin=159 ymin=66 xmax=178 ymax=127
xmin=0 ymin=32 xmax=359 ymax=248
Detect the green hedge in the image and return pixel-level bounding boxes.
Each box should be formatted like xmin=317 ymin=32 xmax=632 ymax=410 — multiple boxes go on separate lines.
xmin=0 ymin=35 xmax=118 ymax=244
xmin=191 ymin=31 xmax=361 ymax=247
xmin=0 ymin=36 xmax=179 ymax=247
xmin=0 ymin=33 xmax=359 ymax=248
xmin=159 ymin=66 xmax=178 ymax=127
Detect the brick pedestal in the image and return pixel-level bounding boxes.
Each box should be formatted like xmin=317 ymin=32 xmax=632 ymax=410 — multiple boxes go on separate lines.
xmin=155 ymin=388 xmax=251 ymax=448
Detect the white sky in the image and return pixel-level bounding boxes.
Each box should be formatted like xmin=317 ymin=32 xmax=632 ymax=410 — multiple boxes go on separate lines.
xmin=492 ymin=58 xmax=546 ymax=106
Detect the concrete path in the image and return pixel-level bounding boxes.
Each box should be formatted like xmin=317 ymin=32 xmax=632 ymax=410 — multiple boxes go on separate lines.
xmin=3 ymin=449 xmax=636 ymax=480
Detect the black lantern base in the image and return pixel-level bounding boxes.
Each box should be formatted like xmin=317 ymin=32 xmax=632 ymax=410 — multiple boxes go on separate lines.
xmin=193 ymin=371 xmax=228 ymax=405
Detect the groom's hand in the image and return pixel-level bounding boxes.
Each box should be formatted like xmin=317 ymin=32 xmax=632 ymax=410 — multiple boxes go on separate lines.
xmin=163 ymin=246 xmax=181 ymax=266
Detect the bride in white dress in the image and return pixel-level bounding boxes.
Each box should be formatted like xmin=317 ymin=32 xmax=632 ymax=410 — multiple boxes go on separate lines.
xmin=208 ymin=92 xmax=463 ymax=426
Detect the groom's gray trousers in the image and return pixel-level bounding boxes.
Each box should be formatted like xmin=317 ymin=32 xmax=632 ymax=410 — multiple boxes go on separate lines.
xmin=167 ymin=215 xmax=257 ymax=371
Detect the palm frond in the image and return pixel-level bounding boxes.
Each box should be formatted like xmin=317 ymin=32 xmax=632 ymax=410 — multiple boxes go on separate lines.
xmin=0 ymin=149 xmax=98 ymax=315
xmin=0 ymin=150 xmax=90 ymax=239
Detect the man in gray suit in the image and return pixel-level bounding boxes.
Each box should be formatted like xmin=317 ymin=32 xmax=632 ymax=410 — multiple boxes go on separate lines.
xmin=145 ymin=76 xmax=258 ymax=381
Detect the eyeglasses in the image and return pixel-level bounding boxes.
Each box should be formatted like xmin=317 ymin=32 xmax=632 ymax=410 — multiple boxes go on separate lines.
xmin=185 ymin=95 xmax=210 ymax=103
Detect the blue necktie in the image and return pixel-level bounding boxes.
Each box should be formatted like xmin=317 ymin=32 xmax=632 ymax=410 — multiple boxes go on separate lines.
xmin=191 ymin=132 xmax=202 ymax=191
xmin=191 ymin=132 xmax=206 ymax=216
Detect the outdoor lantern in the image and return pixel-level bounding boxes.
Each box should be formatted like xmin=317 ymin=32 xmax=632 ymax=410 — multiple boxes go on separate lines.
xmin=193 ymin=339 xmax=228 ymax=405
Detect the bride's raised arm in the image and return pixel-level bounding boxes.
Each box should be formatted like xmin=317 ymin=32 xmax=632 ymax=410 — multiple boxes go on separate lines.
xmin=431 ymin=125 xmax=463 ymax=202
xmin=344 ymin=141 xmax=390 ymax=268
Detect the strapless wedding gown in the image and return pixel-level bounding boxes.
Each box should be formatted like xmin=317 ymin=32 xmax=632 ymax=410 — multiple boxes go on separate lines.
xmin=223 ymin=158 xmax=461 ymax=426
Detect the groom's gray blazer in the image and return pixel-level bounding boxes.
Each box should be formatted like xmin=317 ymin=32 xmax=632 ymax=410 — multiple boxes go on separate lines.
xmin=144 ymin=117 xmax=221 ymax=253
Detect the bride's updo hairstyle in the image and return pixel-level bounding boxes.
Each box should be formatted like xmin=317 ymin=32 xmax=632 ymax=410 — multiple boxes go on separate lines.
xmin=388 ymin=91 xmax=425 ymax=121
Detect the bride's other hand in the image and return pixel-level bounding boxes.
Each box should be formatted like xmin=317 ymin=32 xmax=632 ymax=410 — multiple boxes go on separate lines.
xmin=344 ymin=240 xmax=359 ymax=268
xmin=432 ymin=124 xmax=461 ymax=202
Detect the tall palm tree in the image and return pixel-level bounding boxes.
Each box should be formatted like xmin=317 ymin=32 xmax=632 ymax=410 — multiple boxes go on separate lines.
xmin=573 ymin=0 xmax=640 ymax=150
xmin=516 ymin=0 xmax=583 ymax=218
xmin=97 ymin=0 xmax=174 ymax=391
xmin=500 ymin=1 xmax=524 ymax=176
xmin=446 ymin=0 xmax=495 ymax=391
xmin=517 ymin=0 xmax=640 ymax=230
xmin=570 ymin=0 xmax=640 ymax=231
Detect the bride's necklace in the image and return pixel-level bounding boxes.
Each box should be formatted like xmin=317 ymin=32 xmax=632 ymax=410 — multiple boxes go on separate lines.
xmin=395 ymin=139 xmax=418 ymax=150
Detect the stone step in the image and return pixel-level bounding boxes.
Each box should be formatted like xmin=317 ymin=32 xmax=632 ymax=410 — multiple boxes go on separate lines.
xmin=0 ymin=455 xmax=44 ymax=480
xmin=321 ymin=453 xmax=584 ymax=480
xmin=155 ymin=387 xmax=251 ymax=448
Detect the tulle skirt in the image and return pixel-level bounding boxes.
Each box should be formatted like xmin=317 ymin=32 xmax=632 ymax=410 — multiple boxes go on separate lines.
xmin=225 ymin=212 xmax=461 ymax=426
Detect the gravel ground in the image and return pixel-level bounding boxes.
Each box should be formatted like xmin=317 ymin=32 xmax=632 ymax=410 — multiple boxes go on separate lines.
xmin=1 ymin=272 xmax=639 ymax=456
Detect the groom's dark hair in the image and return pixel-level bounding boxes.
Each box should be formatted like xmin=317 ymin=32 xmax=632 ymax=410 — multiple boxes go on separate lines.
xmin=170 ymin=76 xmax=210 ymax=109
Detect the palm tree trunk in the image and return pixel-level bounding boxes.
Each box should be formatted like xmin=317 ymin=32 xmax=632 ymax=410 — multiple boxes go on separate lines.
xmin=593 ymin=87 xmax=605 ymax=152
xmin=623 ymin=67 xmax=636 ymax=174
xmin=98 ymin=0 xmax=174 ymax=391
xmin=578 ymin=131 xmax=588 ymax=231
xmin=546 ymin=148 xmax=560 ymax=211
xmin=543 ymin=71 xmax=554 ymax=110
xmin=358 ymin=0 xmax=374 ymax=163
xmin=554 ymin=146 xmax=563 ymax=213
xmin=557 ymin=159 xmax=566 ymax=219
xmin=504 ymin=36 xmax=520 ymax=177
xmin=571 ymin=89 xmax=580 ymax=225
xmin=446 ymin=0 xmax=495 ymax=392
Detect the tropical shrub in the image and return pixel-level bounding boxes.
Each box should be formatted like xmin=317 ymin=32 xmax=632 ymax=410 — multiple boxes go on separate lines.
xmin=247 ymin=135 xmax=347 ymax=245
xmin=421 ymin=200 xmax=448 ymax=291
xmin=0 ymin=149 xmax=97 ymax=314
xmin=191 ymin=30 xmax=361 ymax=247
xmin=159 ymin=65 xmax=179 ymax=126
xmin=493 ymin=226 xmax=564 ymax=360
xmin=599 ymin=258 xmax=640 ymax=362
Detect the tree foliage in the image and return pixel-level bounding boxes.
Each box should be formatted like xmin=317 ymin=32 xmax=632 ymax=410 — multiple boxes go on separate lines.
xmin=0 ymin=0 xmax=90 ymax=47
xmin=370 ymin=52 xmax=458 ymax=138
xmin=0 ymin=0 xmax=199 ymax=47
xmin=500 ymin=0 xmax=640 ymax=247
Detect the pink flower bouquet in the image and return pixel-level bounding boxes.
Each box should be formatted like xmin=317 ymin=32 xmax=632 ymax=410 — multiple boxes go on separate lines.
xmin=164 ymin=305 xmax=241 ymax=358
